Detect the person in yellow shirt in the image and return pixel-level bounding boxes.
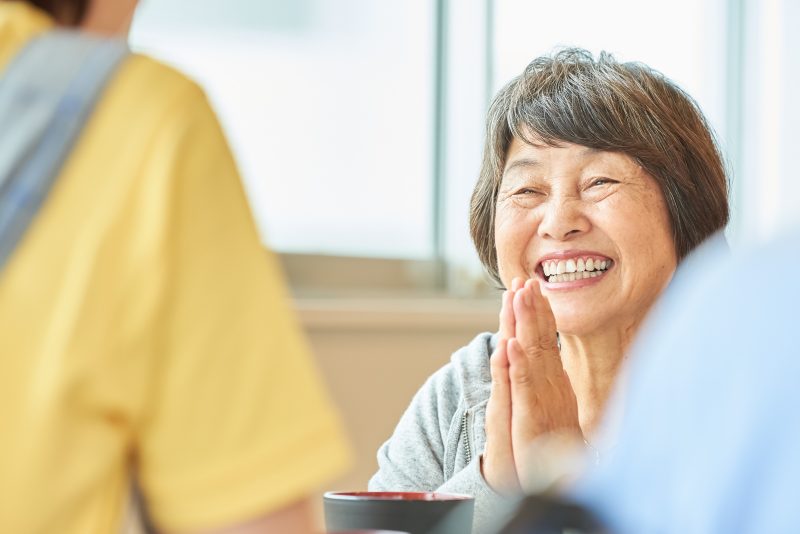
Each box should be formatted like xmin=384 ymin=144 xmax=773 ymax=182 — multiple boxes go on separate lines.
xmin=0 ymin=1 xmax=350 ymax=532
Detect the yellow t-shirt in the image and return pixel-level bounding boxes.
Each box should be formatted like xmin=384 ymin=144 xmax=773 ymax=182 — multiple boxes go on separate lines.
xmin=0 ymin=4 xmax=349 ymax=533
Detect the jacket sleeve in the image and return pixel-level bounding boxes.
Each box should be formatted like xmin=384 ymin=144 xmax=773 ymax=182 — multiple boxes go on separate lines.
xmin=368 ymin=363 xmax=458 ymax=491
xmin=368 ymin=363 xmax=515 ymax=533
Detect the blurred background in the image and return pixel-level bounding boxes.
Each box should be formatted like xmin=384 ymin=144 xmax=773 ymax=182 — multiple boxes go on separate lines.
xmin=128 ymin=0 xmax=799 ymax=505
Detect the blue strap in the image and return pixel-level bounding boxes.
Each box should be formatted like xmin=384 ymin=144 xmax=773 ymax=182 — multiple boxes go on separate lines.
xmin=0 ymin=30 xmax=129 ymax=273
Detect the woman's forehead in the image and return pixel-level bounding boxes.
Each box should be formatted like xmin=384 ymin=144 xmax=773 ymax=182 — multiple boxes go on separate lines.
xmin=502 ymin=139 xmax=637 ymax=176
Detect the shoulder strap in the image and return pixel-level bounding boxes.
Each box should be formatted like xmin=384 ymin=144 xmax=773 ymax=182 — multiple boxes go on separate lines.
xmin=0 ymin=30 xmax=129 ymax=273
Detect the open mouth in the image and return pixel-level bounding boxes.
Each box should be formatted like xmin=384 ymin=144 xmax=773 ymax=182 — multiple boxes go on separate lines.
xmin=538 ymin=256 xmax=614 ymax=284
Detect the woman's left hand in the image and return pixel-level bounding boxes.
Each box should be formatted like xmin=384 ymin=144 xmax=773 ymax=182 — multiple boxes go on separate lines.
xmin=506 ymin=279 xmax=583 ymax=491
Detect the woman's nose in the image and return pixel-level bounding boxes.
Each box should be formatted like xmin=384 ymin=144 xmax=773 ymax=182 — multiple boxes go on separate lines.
xmin=536 ymin=196 xmax=591 ymax=241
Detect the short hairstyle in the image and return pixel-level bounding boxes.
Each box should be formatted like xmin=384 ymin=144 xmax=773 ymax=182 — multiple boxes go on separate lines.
xmin=25 ymin=0 xmax=90 ymax=25
xmin=470 ymin=48 xmax=729 ymax=285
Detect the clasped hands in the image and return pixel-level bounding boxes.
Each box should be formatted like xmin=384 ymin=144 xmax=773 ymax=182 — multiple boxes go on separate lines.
xmin=481 ymin=277 xmax=584 ymax=495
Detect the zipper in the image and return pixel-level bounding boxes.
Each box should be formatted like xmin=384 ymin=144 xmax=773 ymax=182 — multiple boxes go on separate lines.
xmin=460 ymin=410 xmax=473 ymax=465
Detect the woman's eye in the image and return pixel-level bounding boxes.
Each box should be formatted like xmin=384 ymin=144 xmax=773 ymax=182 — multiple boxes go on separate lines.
xmin=515 ymin=188 xmax=539 ymax=195
xmin=590 ymin=178 xmax=616 ymax=188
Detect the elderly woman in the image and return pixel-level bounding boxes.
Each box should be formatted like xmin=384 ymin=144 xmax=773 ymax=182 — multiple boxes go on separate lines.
xmin=369 ymin=48 xmax=728 ymax=532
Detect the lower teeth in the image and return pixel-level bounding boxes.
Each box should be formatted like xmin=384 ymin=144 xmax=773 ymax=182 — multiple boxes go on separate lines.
xmin=548 ymin=270 xmax=605 ymax=283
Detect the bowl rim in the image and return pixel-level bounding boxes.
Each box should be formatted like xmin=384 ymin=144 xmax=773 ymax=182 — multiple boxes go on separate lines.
xmin=323 ymin=491 xmax=473 ymax=502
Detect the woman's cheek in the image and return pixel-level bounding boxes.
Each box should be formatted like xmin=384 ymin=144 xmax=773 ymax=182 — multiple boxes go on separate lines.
xmin=494 ymin=208 xmax=534 ymax=282
xmin=495 ymin=208 xmax=534 ymax=250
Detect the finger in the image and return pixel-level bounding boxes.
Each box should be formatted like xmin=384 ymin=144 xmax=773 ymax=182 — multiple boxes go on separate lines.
xmin=506 ymin=337 xmax=540 ymax=442
xmin=506 ymin=336 xmax=533 ymax=389
xmin=498 ymin=289 xmax=516 ymax=341
xmin=489 ymin=342 xmax=512 ymax=435
xmin=512 ymin=285 xmax=541 ymax=355
xmin=486 ymin=341 xmax=521 ymax=492
xmin=513 ymin=284 xmax=559 ymax=364
xmin=499 ymin=275 xmax=525 ymax=341
xmin=511 ymin=277 xmax=524 ymax=291
xmin=529 ymin=280 xmax=559 ymax=350
xmin=524 ymin=277 xmax=535 ymax=291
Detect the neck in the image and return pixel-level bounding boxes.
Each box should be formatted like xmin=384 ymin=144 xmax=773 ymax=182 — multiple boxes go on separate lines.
xmin=558 ymin=320 xmax=640 ymax=437
xmin=79 ymin=0 xmax=137 ymax=37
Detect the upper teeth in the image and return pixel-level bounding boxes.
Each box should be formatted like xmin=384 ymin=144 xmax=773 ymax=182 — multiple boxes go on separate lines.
xmin=542 ymin=257 xmax=611 ymax=277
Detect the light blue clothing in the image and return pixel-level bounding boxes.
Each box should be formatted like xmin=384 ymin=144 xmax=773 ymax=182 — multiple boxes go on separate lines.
xmin=571 ymin=230 xmax=800 ymax=534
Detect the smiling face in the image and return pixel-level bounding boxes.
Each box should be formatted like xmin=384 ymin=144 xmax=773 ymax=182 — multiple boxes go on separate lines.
xmin=494 ymin=138 xmax=677 ymax=336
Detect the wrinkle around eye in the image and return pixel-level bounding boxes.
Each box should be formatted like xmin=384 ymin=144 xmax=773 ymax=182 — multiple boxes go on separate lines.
xmin=505 ymin=192 xmax=546 ymax=209
xmin=581 ymin=174 xmax=621 ymax=191
xmin=583 ymin=183 xmax=619 ymax=203
xmin=512 ymin=188 xmax=541 ymax=197
xmin=584 ymin=176 xmax=619 ymax=188
xmin=497 ymin=188 xmax=538 ymax=203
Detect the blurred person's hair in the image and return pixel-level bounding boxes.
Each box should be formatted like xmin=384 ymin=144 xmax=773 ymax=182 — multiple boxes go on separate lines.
xmin=470 ymin=47 xmax=729 ymax=286
xmin=15 ymin=0 xmax=89 ymax=25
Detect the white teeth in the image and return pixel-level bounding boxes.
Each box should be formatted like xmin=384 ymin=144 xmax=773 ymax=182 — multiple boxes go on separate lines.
xmin=542 ymin=257 xmax=612 ymax=282
xmin=547 ymin=262 xmax=611 ymax=284
xmin=547 ymin=269 xmax=606 ymax=283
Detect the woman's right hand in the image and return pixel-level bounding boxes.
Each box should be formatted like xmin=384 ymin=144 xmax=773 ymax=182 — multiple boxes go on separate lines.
xmin=482 ymin=278 xmax=582 ymax=495
xmin=481 ymin=278 xmax=523 ymax=494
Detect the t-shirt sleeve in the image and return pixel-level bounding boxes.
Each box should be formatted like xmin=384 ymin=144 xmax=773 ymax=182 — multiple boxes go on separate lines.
xmin=133 ymin=82 xmax=350 ymax=532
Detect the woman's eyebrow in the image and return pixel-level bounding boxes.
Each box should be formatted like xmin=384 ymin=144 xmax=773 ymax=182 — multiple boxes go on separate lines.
xmin=503 ymin=158 xmax=541 ymax=176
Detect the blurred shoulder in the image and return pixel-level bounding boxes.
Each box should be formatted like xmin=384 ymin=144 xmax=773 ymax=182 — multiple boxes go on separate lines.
xmin=85 ymin=51 xmax=227 ymax=162
xmin=106 ymin=52 xmax=212 ymax=120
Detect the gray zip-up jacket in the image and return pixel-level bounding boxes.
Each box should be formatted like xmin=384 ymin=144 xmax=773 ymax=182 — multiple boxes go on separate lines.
xmin=369 ymin=332 xmax=517 ymax=533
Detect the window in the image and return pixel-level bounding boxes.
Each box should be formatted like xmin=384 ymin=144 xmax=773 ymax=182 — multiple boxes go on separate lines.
xmin=132 ymin=1 xmax=763 ymax=296
xmin=491 ymin=0 xmax=728 ymax=139
xmin=131 ymin=0 xmax=436 ymax=260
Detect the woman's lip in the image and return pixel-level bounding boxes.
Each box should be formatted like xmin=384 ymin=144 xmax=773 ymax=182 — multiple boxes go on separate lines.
xmin=536 ymin=249 xmax=612 ymax=264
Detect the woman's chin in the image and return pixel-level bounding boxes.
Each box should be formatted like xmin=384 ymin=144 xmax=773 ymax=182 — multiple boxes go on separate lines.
xmin=552 ymin=312 xmax=609 ymax=338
